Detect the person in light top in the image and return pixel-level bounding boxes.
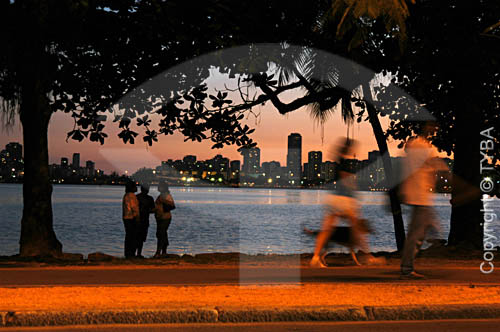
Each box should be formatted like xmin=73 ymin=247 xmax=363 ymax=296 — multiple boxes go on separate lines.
xmin=154 ymin=181 xmax=175 ymax=258
xmin=399 ymin=121 xmax=449 ymax=279
xmin=122 ymin=181 xmax=140 ymax=258
xmin=310 ymin=138 xmax=377 ymax=267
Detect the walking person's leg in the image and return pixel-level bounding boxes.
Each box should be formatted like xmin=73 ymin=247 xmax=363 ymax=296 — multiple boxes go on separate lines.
xmin=345 ymin=197 xmax=383 ymax=265
xmin=311 ymin=214 xmax=337 ymax=267
xmin=400 ymin=206 xmax=429 ymax=278
xmin=345 ymin=198 xmax=367 ymax=253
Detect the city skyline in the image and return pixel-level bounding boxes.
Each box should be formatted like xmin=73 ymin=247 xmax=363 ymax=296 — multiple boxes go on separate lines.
xmin=0 ymin=102 xmax=431 ymax=174
xmin=0 ymin=136 xmax=454 ymax=180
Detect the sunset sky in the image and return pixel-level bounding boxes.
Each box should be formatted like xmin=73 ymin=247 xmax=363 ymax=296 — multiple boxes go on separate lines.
xmin=1 ymin=46 xmax=447 ymax=175
xmin=0 ymin=99 xmax=408 ymax=175
xmin=0 ymin=66 xmax=434 ymax=174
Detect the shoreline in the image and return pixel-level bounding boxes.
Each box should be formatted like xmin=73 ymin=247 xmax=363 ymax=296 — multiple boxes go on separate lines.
xmin=0 ymin=182 xmax=455 ymax=193
xmin=0 ymin=245 xmax=492 ymax=268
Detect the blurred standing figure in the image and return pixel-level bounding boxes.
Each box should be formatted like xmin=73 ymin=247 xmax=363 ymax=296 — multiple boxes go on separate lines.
xmin=310 ymin=138 xmax=374 ymax=267
xmin=122 ymin=181 xmax=140 ymax=258
xmin=154 ymin=181 xmax=175 ymax=258
xmin=400 ymin=122 xmax=448 ymax=279
xmin=135 ymin=184 xmax=155 ymax=258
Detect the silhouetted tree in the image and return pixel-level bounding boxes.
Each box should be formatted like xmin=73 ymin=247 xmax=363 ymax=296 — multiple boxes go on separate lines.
xmin=375 ymin=0 xmax=500 ymax=248
xmin=213 ymin=0 xmax=417 ymax=250
xmin=0 ymin=0 xmax=289 ymax=256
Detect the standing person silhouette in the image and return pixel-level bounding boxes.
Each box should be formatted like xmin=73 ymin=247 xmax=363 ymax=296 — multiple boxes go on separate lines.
xmin=122 ymin=181 xmax=140 ymax=258
xmin=399 ymin=122 xmax=448 ymax=279
xmin=135 ymin=184 xmax=155 ymax=258
xmin=310 ymin=138 xmax=375 ymax=267
xmin=154 ymin=181 xmax=175 ymax=258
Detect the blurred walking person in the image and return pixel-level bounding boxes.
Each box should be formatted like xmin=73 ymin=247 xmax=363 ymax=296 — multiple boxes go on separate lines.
xmin=135 ymin=184 xmax=155 ymax=258
xmin=399 ymin=122 xmax=448 ymax=279
xmin=122 ymin=181 xmax=140 ymax=258
xmin=154 ymin=181 xmax=175 ymax=258
xmin=310 ymin=138 xmax=377 ymax=267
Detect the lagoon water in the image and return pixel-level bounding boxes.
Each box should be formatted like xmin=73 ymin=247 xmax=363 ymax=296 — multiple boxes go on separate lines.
xmin=1 ymin=184 xmax=498 ymax=257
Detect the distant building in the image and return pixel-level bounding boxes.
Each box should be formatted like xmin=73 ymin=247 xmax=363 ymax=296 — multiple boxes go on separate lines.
xmin=230 ymin=160 xmax=241 ymax=181
xmin=307 ymin=151 xmax=322 ymax=181
xmin=61 ymin=157 xmax=69 ymax=167
xmin=230 ymin=160 xmax=241 ymax=172
xmin=357 ymin=159 xmax=371 ymax=189
xmin=368 ymin=150 xmax=385 ymax=186
xmin=183 ymin=155 xmax=197 ymax=170
xmin=287 ymin=133 xmax=302 ymax=185
xmin=208 ymin=154 xmax=229 ymax=180
xmin=72 ymin=153 xmax=80 ymax=169
xmin=262 ymin=161 xmax=281 ymax=183
xmin=241 ymin=147 xmax=261 ymax=175
xmin=6 ymin=142 xmax=22 ymax=162
xmin=85 ymin=160 xmax=95 ymax=177
xmin=0 ymin=142 xmax=23 ymax=179
xmin=321 ymin=161 xmax=336 ymax=182
xmin=158 ymin=160 xmax=176 ymax=176
xmin=0 ymin=149 xmax=8 ymax=168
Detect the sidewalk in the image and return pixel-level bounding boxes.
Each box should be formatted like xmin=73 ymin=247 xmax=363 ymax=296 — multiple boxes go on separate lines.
xmin=1 ymin=257 xmax=499 ymax=327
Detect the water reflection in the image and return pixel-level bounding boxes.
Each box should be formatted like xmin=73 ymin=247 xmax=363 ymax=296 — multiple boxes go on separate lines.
xmin=286 ymin=190 xmax=302 ymax=204
xmin=0 ymin=184 xmax=498 ymax=257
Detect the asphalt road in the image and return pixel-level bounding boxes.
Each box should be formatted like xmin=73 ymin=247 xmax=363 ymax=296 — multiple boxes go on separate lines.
xmin=3 ymin=320 xmax=500 ymax=331
xmin=0 ymin=266 xmax=497 ymax=287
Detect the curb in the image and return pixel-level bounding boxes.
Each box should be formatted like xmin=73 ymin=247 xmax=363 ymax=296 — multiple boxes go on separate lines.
xmin=0 ymin=309 xmax=219 ymax=327
xmin=1 ymin=305 xmax=500 ymax=327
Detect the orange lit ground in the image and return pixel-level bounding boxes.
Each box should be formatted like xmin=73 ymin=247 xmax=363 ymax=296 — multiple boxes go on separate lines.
xmin=1 ymin=250 xmax=499 ymax=314
xmin=2 ymin=283 xmax=500 ymax=312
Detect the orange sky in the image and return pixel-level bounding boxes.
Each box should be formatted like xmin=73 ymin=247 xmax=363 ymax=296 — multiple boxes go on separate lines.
xmin=0 ymin=63 xmax=432 ymax=175
xmin=0 ymin=99 xmax=409 ymax=174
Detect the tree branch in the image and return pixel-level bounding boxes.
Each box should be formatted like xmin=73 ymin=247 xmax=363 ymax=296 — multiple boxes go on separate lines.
xmin=480 ymin=33 xmax=500 ymax=41
xmin=227 ymin=80 xmax=303 ymax=113
xmin=255 ymin=79 xmax=345 ymax=115
xmin=482 ymin=20 xmax=500 ymax=34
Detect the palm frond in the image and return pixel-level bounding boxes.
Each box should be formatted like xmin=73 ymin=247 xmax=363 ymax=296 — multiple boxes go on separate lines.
xmin=341 ymin=90 xmax=354 ymax=122
xmin=0 ymin=97 xmax=20 ymax=131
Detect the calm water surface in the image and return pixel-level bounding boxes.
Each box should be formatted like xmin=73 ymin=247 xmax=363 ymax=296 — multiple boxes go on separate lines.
xmin=1 ymin=184 xmax=498 ymax=257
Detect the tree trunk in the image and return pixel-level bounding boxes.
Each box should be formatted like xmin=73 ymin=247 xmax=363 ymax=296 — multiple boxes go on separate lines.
xmin=448 ymin=103 xmax=483 ymax=249
xmin=19 ymin=78 xmax=62 ymax=257
xmin=362 ymin=82 xmax=406 ymax=251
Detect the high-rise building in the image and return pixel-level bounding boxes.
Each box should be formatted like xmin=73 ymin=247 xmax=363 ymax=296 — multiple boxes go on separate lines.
xmin=241 ymin=147 xmax=261 ymax=175
xmin=307 ymin=151 xmax=322 ymax=181
xmin=86 ymin=160 xmax=95 ymax=176
xmin=209 ymin=154 xmax=229 ymax=180
xmin=368 ymin=150 xmax=384 ymax=184
xmin=0 ymin=142 xmax=23 ymax=179
xmin=321 ymin=161 xmax=336 ymax=182
xmin=183 ymin=155 xmax=197 ymax=170
xmin=61 ymin=157 xmax=69 ymax=167
xmin=72 ymin=153 xmax=80 ymax=169
xmin=230 ymin=160 xmax=241 ymax=172
xmin=230 ymin=160 xmax=241 ymax=181
xmin=287 ymin=133 xmax=302 ymax=185
xmin=262 ymin=161 xmax=281 ymax=180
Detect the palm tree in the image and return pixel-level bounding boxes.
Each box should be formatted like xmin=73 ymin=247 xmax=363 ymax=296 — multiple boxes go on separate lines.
xmin=268 ymin=44 xmax=406 ymax=250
